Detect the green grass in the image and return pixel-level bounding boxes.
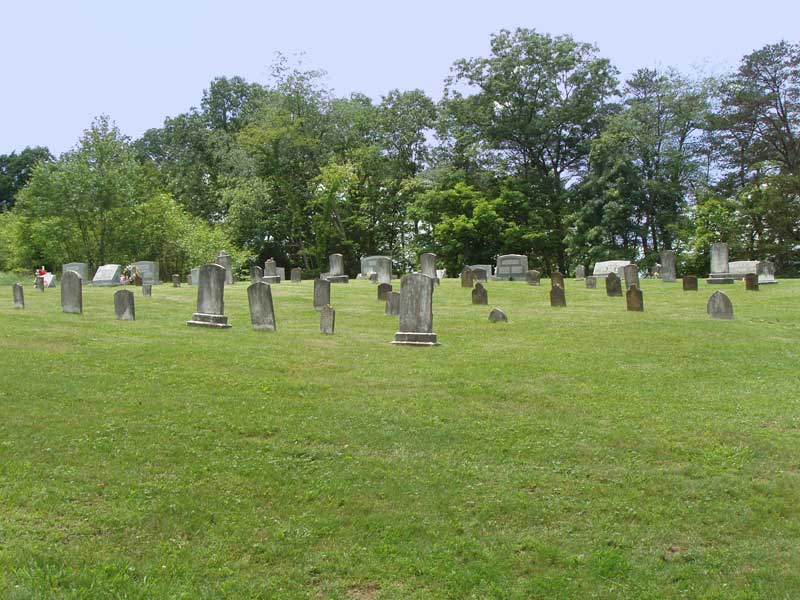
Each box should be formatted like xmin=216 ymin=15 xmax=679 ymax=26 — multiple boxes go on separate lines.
xmin=1 ymin=275 xmax=799 ymax=599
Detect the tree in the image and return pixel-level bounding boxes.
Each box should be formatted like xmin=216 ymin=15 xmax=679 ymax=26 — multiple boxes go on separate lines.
xmin=0 ymin=146 xmax=53 ymax=211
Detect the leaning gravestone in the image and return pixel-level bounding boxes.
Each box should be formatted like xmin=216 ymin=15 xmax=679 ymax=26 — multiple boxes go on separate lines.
xmin=186 ymin=264 xmax=231 ymax=328
xmin=172 ymin=274 xmax=181 ymax=287
xmin=62 ymin=262 xmax=89 ymax=282
xmin=744 ymin=273 xmax=759 ymax=291
xmin=585 ymin=276 xmax=597 ymax=289
xmin=377 ymin=283 xmax=392 ymax=301
xmin=575 ymin=265 xmax=585 ymax=280
xmin=134 ymin=261 xmax=159 ymax=285
xmin=392 ymin=273 xmax=438 ymax=345
xmin=495 ymin=254 xmax=528 ymax=281
xmin=263 ymin=259 xmax=280 ymax=284
xmin=488 ymin=308 xmax=507 ymax=323
xmin=472 ymin=283 xmax=488 ymax=305
xmin=216 ymin=251 xmax=234 ymax=285
xmin=526 ymin=270 xmax=541 ymax=286
xmin=707 ymin=243 xmax=734 ymax=284
xmin=290 ymin=267 xmax=302 ymax=283
xmin=420 ymin=252 xmax=439 ymax=283
xmin=460 ymin=267 xmax=475 ymax=288
xmin=92 ymin=264 xmax=122 ymax=287
xmin=550 ymin=284 xmax=566 ymax=307
xmin=326 ymin=253 xmax=349 ymax=283
xmin=247 ymin=281 xmax=276 ymax=331
xmin=385 ymin=291 xmax=401 ymax=316
xmin=61 ymin=270 xmax=82 ymax=314
xmin=623 ymin=264 xmax=639 ymax=289
xmin=12 ymin=283 xmax=24 ymax=309
xmin=551 ymin=272 xmax=564 ymax=288
xmin=35 ymin=276 xmax=45 ymax=292
xmin=114 ymin=289 xmax=135 ymax=321
xmin=682 ymin=276 xmax=698 ymax=291
xmin=660 ymin=250 xmax=677 ymax=283
xmin=250 ymin=265 xmax=264 ymax=283
xmin=142 ymin=284 xmax=152 ymax=297
xmin=707 ymin=291 xmax=733 ymax=319
xmin=313 ymin=278 xmax=331 ymax=311
xmin=626 ymin=285 xmax=643 ymax=312
xmin=320 ymin=305 xmax=335 ymax=335
xmin=605 ymin=272 xmax=623 ymax=297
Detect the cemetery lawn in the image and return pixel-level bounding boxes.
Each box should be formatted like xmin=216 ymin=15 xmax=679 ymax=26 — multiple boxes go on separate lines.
xmin=2 ymin=277 xmax=800 ymax=600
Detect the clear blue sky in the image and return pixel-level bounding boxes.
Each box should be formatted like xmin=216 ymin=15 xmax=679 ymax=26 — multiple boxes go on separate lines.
xmin=2 ymin=0 xmax=798 ymax=156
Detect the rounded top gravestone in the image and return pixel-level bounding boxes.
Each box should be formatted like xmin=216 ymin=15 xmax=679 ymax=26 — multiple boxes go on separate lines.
xmin=707 ymin=291 xmax=734 ymax=319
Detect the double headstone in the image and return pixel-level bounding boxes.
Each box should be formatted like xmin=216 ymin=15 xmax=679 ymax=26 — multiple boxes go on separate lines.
xmin=313 ymin=278 xmax=331 ymax=311
xmin=626 ymin=285 xmax=643 ymax=312
xmin=461 ymin=267 xmax=475 ymax=288
xmin=707 ymin=291 xmax=734 ymax=319
xmin=187 ymin=264 xmax=231 ymax=328
xmin=12 ymin=283 xmax=24 ymax=309
xmin=61 ymin=270 xmax=83 ymax=314
xmin=472 ymin=283 xmax=488 ymax=305
xmin=744 ymin=273 xmax=759 ymax=291
xmin=247 ymin=281 xmax=277 ymax=331
xmin=216 ymin=251 xmax=234 ymax=285
xmin=385 ymin=291 xmax=401 ymax=316
xmin=660 ymin=250 xmax=677 ymax=282
xmin=682 ymin=276 xmax=698 ymax=291
xmin=623 ymin=264 xmax=639 ymax=289
xmin=377 ymin=283 xmax=392 ymax=301
xmin=114 ymin=290 xmax=135 ymax=321
xmin=263 ymin=259 xmax=280 ymax=284
xmin=290 ymin=267 xmax=302 ymax=283
xmin=250 ymin=265 xmax=264 ymax=283
xmin=392 ymin=273 xmax=438 ymax=345
xmin=320 ymin=305 xmax=335 ymax=335
xmin=605 ymin=272 xmax=622 ymax=297
xmin=495 ymin=254 xmax=528 ymax=281
xmin=551 ymin=272 xmax=564 ymax=288
xmin=550 ymin=284 xmax=566 ymax=307
xmin=526 ymin=270 xmax=541 ymax=286
xmin=585 ymin=276 xmax=597 ymax=289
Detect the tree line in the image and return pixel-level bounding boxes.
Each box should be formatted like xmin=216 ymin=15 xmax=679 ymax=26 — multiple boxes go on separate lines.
xmin=1 ymin=30 xmax=798 ymax=278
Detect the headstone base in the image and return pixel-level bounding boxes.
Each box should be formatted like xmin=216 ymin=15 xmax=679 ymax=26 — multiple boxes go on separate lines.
xmin=706 ymin=274 xmax=734 ymax=284
xmin=261 ymin=276 xmax=281 ymax=284
xmin=187 ymin=313 xmax=231 ymax=328
xmin=392 ymin=332 xmax=439 ymax=346
xmin=328 ymin=275 xmax=350 ymax=284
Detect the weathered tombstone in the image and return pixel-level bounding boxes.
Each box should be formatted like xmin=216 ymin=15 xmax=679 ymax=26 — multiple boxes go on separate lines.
xmin=247 ymin=281 xmax=276 ymax=331
xmin=592 ymin=260 xmax=631 ymax=279
xmin=550 ymin=284 xmax=566 ymax=307
xmin=290 ymin=267 xmax=302 ymax=283
xmin=585 ymin=276 xmax=597 ymax=289
xmin=263 ymin=258 xmax=280 ymax=284
xmin=472 ymin=283 xmax=488 ymax=305
xmin=133 ymin=261 xmax=159 ymax=285
xmin=326 ymin=253 xmax=349 ymax=283
xmin=744 ymin=273 xmax=759 ymax=291
xmin=216 ymin=251 xmax=234 ymax=285
xmin=551 ymin=272 xmax=564 ymax=288
xmin=488 ymin=308 xmax=507 ymax=322
xmin=375 ymin=257 xmax=392 ymax=284
xmin=605 ymin=272 xmax=622 ymax=297
xmin=92 ymin=264 xmax=122 ymax=287
xmin=682 ymin=276 xmax=698 ymax=291
xmin=626 ymin=285 xmax=643 ymax=312
xmin=385 ymin=291 xmax=401 ymax=316
xmin=660 ymin=250 xmax=677 ymax=282
xmin=707 ymin=291 xmax=734 ymax=319
xmin=186 ymin=264 xmax=231 ymax=328
xmin=575 ymin=265 xmax=586 ymax=280
xmin=495 ymin=254 xmax=528 ymax=281
xmin=320 ymin=305 xmax=335 ymax=335
xmin=758 ymin=260 xmax=777 ymax=285
xmin=469 ymin=265 xmax=491 ymax=281
xmin=729 ymin=260 xmax=760 ymax=280
xmin=377 ymin=283 xmax=393 ymax=301
xmin=172 ymin=274 xmax=181 ymax=287
xmin=623 ymin=264 xmax=640 ymax=289
xmin=460 ymin=267 xmax=475 ymax=288
xmin=359 ymin=256 xmax=391 ymax=280
xmin=313 ymin=278 xmax=331 ymax=311
xmin=420 ymin=252 xmax=438 ymax=283
xmin=114 ymin=289 xmax=135 ymax=321
xmin=35 ymin=276 xmax=45 ymax=292
xmin=392 ymin=273 xmax=438 ymax=345
xmin=250 ymin=265 xmax=264 ymax=283
xmin=526 ymin=270 xmax=541 ymax=286
xmin=707 ymin=243 xmax=733 ymax=284
xmin=276 ymin=267 xmax=286 ymax=283
xmin=190 ymin=267 xmax=200 ymax=286
xmin=142 ymin=284 xmax=152 ymax=297
xmin=12 ymin=283 xmax=24 ymax=309
xmin=62 ymin=262 xmax=89 ymax=282
xmin=61 ymin=270 xmax=82 ymax=314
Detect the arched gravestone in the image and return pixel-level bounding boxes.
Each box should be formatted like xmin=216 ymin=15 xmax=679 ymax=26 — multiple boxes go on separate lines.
xmin=313 ymin=278 xmax=331 ymax=311
xmin=460 ymin=268 xmax=475 ymax=288
xmin=605 ymin=272 xmax=622 ymax=297
xmin=250 ymin=265 xmax=264 ymax=283
xmin=626 ymin=285 xmax=643 ymax=312
xmin=707 ymin=291 xmax=734 ymax=319
xmin=660 ymin=250 xmax=677 ymax=282
xmin=247 ymin=281 xmax=276 ymax=331
xmin=12 ymin=283 xmax=24 ymax=309
xmin=320 ymin=305 xmax=335 ymax=334
xmin=392 ymin=273 xmax=439 ymax=346
xmin=290 ymin=267 xmax=302 ymax=282
xmin=61 ymin=270 xmax=83 ymax=314
xmin=682 ymin=276 xmax=698 ymax=291
xmin=744 ymin=273 xmax=759 ymax=291
xmin=495 ymin=254 xmax=528 ymax=281
xmin=472 ymin=283 xmax=488 ymax=305
xmin=263 ymin=259 xmax=280 ymax=284
xmin=550 ymin=284 xmax=566 ymax=307
xmin=585 ymin=276 xmax=597 ymax=289
xmin=488 ymin=308 xmax=507 ymax=322
xmin=551 ymin=272 xmax=564 ymax=288
xmin=377 ymin=283 xmax=393 ymax=301
xmin=187 ymin=264 xmax=231 ymax=328
xmin=526 ymin=270 xmax=541 ymax=286
xmin=623 ymin=264 xmax=639 ymax=289
xmin=385 ymin=291 xmax=400 ymax=316
xmin=216 ymin=251 xmax=234 ymax=285
xmin=114 ymin=289 xmax=135 ymax=321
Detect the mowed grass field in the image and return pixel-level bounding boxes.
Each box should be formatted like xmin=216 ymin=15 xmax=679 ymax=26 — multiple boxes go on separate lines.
xmin=1 ymin=273 xmax=799 ymax=599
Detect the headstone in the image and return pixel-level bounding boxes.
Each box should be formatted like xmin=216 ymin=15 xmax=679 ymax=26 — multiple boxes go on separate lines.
xmin=375 ymin=257 xmax=392 ymax=284
xmin=575 ymin=265 xmax=586 ymax=280
xmin=92 ymin=264 xmax=122 ymax=287
xmin=313 ymin=278 xmax=331 ymax=311
xmin=392 ymin=273 xmax=438 ymax=346
xmin=250 ymin=265 xmax=264 ymax=283
xmin=326 ymin=253 xmax=349 ymax=283
xmin=133 ymin=261 xmax=160 ymax=285
xmin=142 ymin=284 xmax=152 ymax=297
xmin=472 ymin=283 xmax=488 ymax=305
xmin=360 ymin=256 xmax=391 ymax=281
xmin=707 ymin=291 xmax=734 ymax=320
xmin=729 ymin=260 xmax=760 ymax=280
xmin=61 ymin=270 xmax=82 ymax=314
xmin=12 ymin=283 xmax=24 ymax=309
xmin=744 ymin=273 xmax=759 ymax=291
xmin=592 ymin=260 xmax=631 ymax=279
xmin=320 ymin=305 xmax=335 ymax=335
xmin=488 ymin=308 xmax=507 ymax=322
xmin=43 ymin=273 xmax=56 ymax=288
xmin=550 ymin=284 xmax=566 ymax=307
xmin=626 ymin=285 xmax=643 ymax=312
xmin=35 ymin=276 xmax=45 ymax=292
xmin=758 ymin=261 xmax=777 ymax=284
xmin=436 ymin=269 xmax=447 ymax=280
xmin=551 ymin=272 xmax=564 ymax=288
xmin=290 ymin=267 xmax=302 ymax=283
xmin=216 ymin=251 xmax=234 ymax=285
xmin=707 ymin=243 xmax=733 ymax=284
xmin=187 ymin=273 xmax=193 ymax=286
xmin=526 ymin=270 xmax=541 ymax=286
xmin=263 ymin=258 xmax=280 ymax=284
xmin=62 ymin=262 xmax=89 ymax=282
xmin=276 ymin=267 xmax=286 ymax=283
xmin=385 ymin=291 xmax=401 ymax=316
xmin=186 ymin=264 xmax=231 ymax=328
xmin=461 ymin=267 xmax=475 ymax=288
xmin=605 ymin=272 xmax=622 ymax=297
xmin=369 ymin=273 xmax=378 ymax=283
xmin=660 ymin=250 xmax=677 ymax=282
xmin=114 ymin=289 xmax=135 ymax=321
xmin=623 ymin=264 xmax=639 ymax=289
xmin=420 ymin=252 xmax=438 ymax=283
xmin=585 ymin=276 xmax=597 ymax=289
xmin=247 ymin=281 xmax=277 ymax=331
xmin=469 ymin=265 xmax=491 ymax=281
xmin=377 ymin=283 xmax=392 ymax=301
xmin=190 ymin=267 xmax=200 ymax=286
xmin=682 ymin=276 xmax=698 ymax=291
xmin=172 ymin=274 xmax=181 ymax=287
xmin=495 ymin=254 xmax=528 ymax=281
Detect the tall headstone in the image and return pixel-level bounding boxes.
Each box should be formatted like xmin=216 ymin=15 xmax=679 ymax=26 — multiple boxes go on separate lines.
xmin=472 ymin=283 xmax=488 ymax=305
xmin=375 ymin=257 xmax=392 ymax=285
xmin=585 ymin=276 xmax=597 ymax=289
xmin=623 ymin=264 xmax=639 ymax=289
xmin=291 ymin=267 xmax=302 ymax=282
xmin=187 ymin=264 xmax=231 ymax=328
xmin=62 ymin=262 xmax=89 ymax=282
xmin=495 ymin=254 xmax=528 ymax=281
xmin=551 ymin=272 xmax=564 ymax=288
xmin=420 ymin=253 xmax=438 ymax=283
xmin=326 ymin=253 xmax=349 ymax=283
xmin=133 ymin=261 xmax=159 ymax=285
xmin=377 ymin=283 xmax=393 ymax=301
xmin=526 ymin=270 xmax=541 ymax=286
xmin=92 ymin=264 xmax=122 ymax=287
xmin=461 ymin=267 xmax=475 ymax=288
xmin=216 ymin=251 xmax=234 ymax=285
xmin=392 ymin=273 xmax=438 ymax=346
xmin=575 ymin=265 xmax=586 ymax=280
xmin=605 ymin=272 xmax=622 ymax=297
xmin=707 ymin=291 xmax=734 ymax=319
xmin=12 ymin=283 xmax=24 ymax=309
xmin=250 ymin=265 xmax=264 ymax=283
xmin=320 ymin=305 xmax=335 ymax=335
xmin=660 ymin=250 xmax=677 ymax=282
xmin=247 ymin=281 xmax=277 ymax=331
xmin=114 ymin=289 xmax=135 ymax=321
xmin=488 ymin=308 xmax=508 ymax=322
xmin=707 ymin=243 xmax=733 ymax=284
xmin=626 ymin=285 xmax=643 ymax=312
xmin=313 ymin=278 xmax=331 ymax=311
xmin=263 ymin=258 xmax=280 ymax=284
xmin=35 ymin=276 xmax=45 ymax=292
xmin=172 ymin=274 xmax=181 ymax=287
xmin=469 ymin=265 xmax=491 ymax=281
xmin=385 ymin=291 xmax=401 ymax=316
xmin=550 ymin=284 xmax=566 ymax=307
xmin=61 ymin=270 xmax=82 ymax=314
xmin=682 ymin=276 xmax=698 ymax=291
xmin=744 ymin=273 xmax=759 ymax=291
xmin=142 ymin=284 xmax=152 ymax=297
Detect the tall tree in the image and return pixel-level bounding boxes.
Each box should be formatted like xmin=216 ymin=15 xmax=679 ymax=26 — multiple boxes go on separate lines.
xmin=0 ymin=146 xmax=53 ymax=211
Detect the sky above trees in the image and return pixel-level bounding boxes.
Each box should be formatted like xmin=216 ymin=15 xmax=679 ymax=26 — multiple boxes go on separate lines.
xmin=3 ymin=0 xmax=799 ymax=155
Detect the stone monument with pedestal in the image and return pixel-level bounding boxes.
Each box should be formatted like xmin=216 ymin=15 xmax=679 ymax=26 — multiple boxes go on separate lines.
xmin=187 ymin=264 xmax=231 ymax=328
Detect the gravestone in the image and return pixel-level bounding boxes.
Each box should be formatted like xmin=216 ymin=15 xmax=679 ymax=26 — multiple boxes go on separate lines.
xmin=250 ymin=265 xmax=264 ymax=283
xmin=313 ymin=278 xmax=331 ymax=311
xmin=460 ymin=267 xmax=475 ymax=288
xmin=495 ymin=254 xmax=528 ymax=281
xmin=744 ymin=273 xmax=759 ymax=291
xmin=707 ymin=243 xmax=734 ymax=284
xmin=472 ymin=283 xmax=488 ymax=305
xmin=377 ymin=283 xmax=392 ymax=301
xmin=369 ymin=273 xmax=378 ymax=283
xmin=585 ymin=276 xmax=597 ymax=289
xmin=291 ymin=267 xmax=302 ymax=282
xmin=326 ymin=253 xmax=349 ymax=283
xmin=133 ymin=261 xmax=159 ymax=285
xmin=187 ymin=273 xmax=192 ymax=286
xmin=758 ymin=261 xmax=777 ymax=284
xmin=360 ymin=256 xmax=391 ymax=280
xmin=392 ymin=273 xmax=438 ymax=345
xmin=488 ymin=308 xmax=507 ymax=322
xmin=142 ymin=284 xmax=152 ymax=297
xmin=92 ymin=264 xmax=122 ymax=287
xmin=420 ymin=252 xmax=438 ymax=283
xmin=592 ymin=260 xmax=631 ymax=279
xmin=660 ymin=250 xmax=677 ymax=282
xmin=172 ymin=274 xmax=181 ymax=287
xmin=550 ymin=284 xmax=566 ymax=307
xmin=12 ymin=283 xmax=24 ymax=309
xmin=436 ymin=269 xmax=447 ymax=280
xmin=62 ymin=262 xmax=89 ymax=282
xmin=605 ymin=272 xmax=622 ymax=297
xmin=469 ymin=265 xmax=491 ymax=281
xmin=626 ymin=285 xmax=643 ymax=312
xmin=186 ymin=264 xmax=231 ymax=328
xmin=623 ymin=264 xmax=639 ymax=289
xmin=61 ymin=270 xmax=82 ymax=314
xmin=385 ymin=291 xmax=401 ymax=316
xmin=190 ymin=267 xmax=200 ymax=286
xmin=551 ymin=272 xmax=564 ymax=288
xmin=216 ymin=251 xmax=234 ymax=285
xmin=320 ymin=305 xmax=335 ymax=335
xmin=43 ymin=273 xmax=56 ymax=288
xmin=575 ymin=265 xmax=585 ymax=280
xmin=247 ymin=281 xmax=276 ymax=331
xmin=114 ymin=289 xmax=135 ymax=321
xmin=707 ymin=291 xmax=733 ymax=319
xmin=729 ymin=260 xmax=759 ymax=280
xmin=35 ymin=276 xmax=45 ymax=292
xmin=276 ymin=267 xmax=286 ymax=283
xmin=263 ymin=258 xmax=280 ymax=284
xmin=526 ymin=270 xmax=541 ymax=286
xmin=682 ymin=276 xmax=698 ymax=291
xmin=374 ymin=257 xmax=392 ymax=284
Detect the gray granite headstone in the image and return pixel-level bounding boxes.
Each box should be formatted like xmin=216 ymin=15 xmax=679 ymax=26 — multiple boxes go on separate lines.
xmin=320 ymin=305 xmax=335 ymax=335
xmin=623 ymin=264 xmax=639 ymax=289
xmin=172 ymin=274 xmax=181 ymax=287
xmin=495 ymin=254 xmax=528 ymax=281
xmin=707 ymin=291 xmax=733 ymax=319
xmin=550 ymin=284 xmax=566 ymax=307
xmin=682 ymin=276 xmax=698 ymax=291
xmin=660 ymin=250 xmax=677 ymax=282
xmin=385 ymin=291 xmax=401 ymax=316
xmin=377 ymin=283 xmax=392 ymax=301
xmin=63 ymin=262 xmax=89 ymax=282
xmin=134 ymin=261 xmax=160 ymax=285
xmin=250 ymin=266 xmax=264 ymax=283
xmin=393 ymin=273 xmax=438 ymax=345
xmin=313 ymin=278 xmax=331 ymax=311
xmin=216 ymin=251 xmax=234 ymax=285
xmin=744 ymin=273 xmax=759 ymax=291
xmin=551 ymin=272 xmax=564 ymax=288
xmin=12 ymin=283 xmax=24 ymax=309
xmin=247 ymin=281 xmax=276 ymax=331
xmin=575 ymin=265 xmax=586 ymax=280
xmin=92 ymin=264 xmax=122 ymax=287
xmin=61 ymin=270 xmax=82 ymax=314
xmin=114 ymin=289 xmax=135 ymax=321
xmin=592 ymin=260 xmax=630 ymax=279
xmin=461 ymin=268 xmax=475 ymax=288
xmin=472 ymin=283 xmax=488 ymax=305
xmin=142 ymin=284 xmax=152 ymax=297
xmin=526 ymin=270 xmax=541 ymax=286
xmin=187 ymin=264 xmax=231 ymax=328
xmin=291 ymin=267 xmax=302 ymax=282
xmin=626 ymin=285 xmax=643 ymax=312
xmin=488 ymin=308 xmax=507 ymax=322
xmin=585 ymin=276 xmax=597 ymax=289
xmin=605 ymin=272 xmax=622 ymax=297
